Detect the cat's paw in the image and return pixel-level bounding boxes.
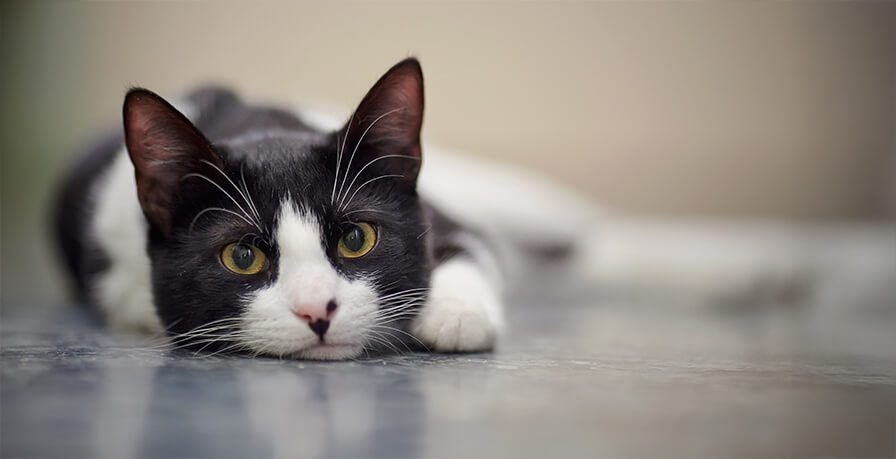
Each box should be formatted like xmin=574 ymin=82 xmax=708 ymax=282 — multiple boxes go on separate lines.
xmin=411 ymin=259 xmax=504 ymax=352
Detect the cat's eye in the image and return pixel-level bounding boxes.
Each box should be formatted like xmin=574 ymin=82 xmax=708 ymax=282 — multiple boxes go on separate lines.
xmin=338 ymin=222 xmax=377 ymax=259
xmin=221 ymin=243 xmax=268 ymax=275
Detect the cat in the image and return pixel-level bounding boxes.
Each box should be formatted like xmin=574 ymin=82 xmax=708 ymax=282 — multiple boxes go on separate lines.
xmin=54 ymin=58 xmax=518 ymax=360
xmin=55 ymin=57 xmax=895 ymax=362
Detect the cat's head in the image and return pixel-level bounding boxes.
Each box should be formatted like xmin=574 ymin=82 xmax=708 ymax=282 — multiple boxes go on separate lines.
xmin=123 ymin=59 xmax=429 ymax=359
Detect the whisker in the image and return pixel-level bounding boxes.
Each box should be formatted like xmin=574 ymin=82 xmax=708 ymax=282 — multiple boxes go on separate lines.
xmin=417 ymin=225 xmax=432 ymax=240
xmin=373 ymin=311 xmax=422 ymax=324
xmin=370 ymin=323 xmax=429 ymax=352
xmin=339 ymin=174 xmax=404 ymax=212
xmin=181 ymin=172 xmax=261 ymax=231
xmin=341 ymin=209 xmax=393 ymax=218
xmin=332 ymin=111 xmax=354 ymax=204
xmin=189 ymin=207 xmax=257 ymax=233
xmin=200 ymin=159 xmax=262 ymax=224
xmin=335 ymin=108 xmax=402 ymax=204
xmin=375 ymin=288 xmax=431 ymax=301
xmin=192 ymin=331 xmax=242 ymax=355
xmin=375 ymin=293 xmax=429 ymax=305
xmin=363 ymin=331 xmax=404 ymax=355
xmin=337 ymin=154 xmax=419 ymax=209
xmin=239 ymin=162 xmax=262 ymax=222
xmin=375 ymin=297 xmax=427 ymax=310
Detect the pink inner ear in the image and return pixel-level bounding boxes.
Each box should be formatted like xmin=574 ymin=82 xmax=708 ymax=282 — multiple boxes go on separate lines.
xmin=123 ymin=88 xmax=220 ymax=234
xmin=350 ymin=59 xmax=425 ymax=151
xmin=126 ymin=94 xmax=195 ymax=168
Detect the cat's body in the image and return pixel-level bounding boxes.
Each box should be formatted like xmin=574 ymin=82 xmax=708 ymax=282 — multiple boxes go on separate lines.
xmin=55 ymin=59 xmax=895 ymax=362
xmin=55 ymin=60 xmax=517 ymax=359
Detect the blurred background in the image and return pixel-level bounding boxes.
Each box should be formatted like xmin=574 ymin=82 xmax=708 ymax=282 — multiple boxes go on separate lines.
xmin=1 ymin=1 xmax=894 ymax=309
xmin=2 ymin=5 xmax=896 ymax=457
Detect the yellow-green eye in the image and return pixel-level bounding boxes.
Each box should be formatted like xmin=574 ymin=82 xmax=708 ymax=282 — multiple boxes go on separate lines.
xmin=338 ymin=222 xmax=376 ymax=259
xmin=221 ymin=243 xmax=267 ymax=275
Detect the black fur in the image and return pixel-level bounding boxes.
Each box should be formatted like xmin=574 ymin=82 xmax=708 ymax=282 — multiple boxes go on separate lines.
xmin=54 ymin=58 xmax=468 ymax=354
xmin=52 ymin=129 xmax=120 ymax=300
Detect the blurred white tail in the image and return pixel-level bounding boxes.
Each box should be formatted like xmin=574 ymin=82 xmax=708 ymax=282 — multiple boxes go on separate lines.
xmin=299 ymin=108 xmax=896 ymax=314
xmin=419 ymin=147 xmax=896 ymax=313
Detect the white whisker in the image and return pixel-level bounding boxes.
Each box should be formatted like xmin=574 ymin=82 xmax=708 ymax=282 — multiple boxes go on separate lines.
xmin=239 ymin=162 xmax=262 ymax=222
xmin=370 ymin=323 xmax=429 ymax=352
xmin=181 ymin=172 xmax=260 ymax=231
xmin=335 ymin=108 xmax=402 ymax=205
xmin=199 ymin=159 xmax=261 ymax=224
xmin=337 ymin=154 xmax=419 ymax=208
xmin=332 ymin=111 xmax=354 ymax=204
xmin=339 ymin=174 xmax=404 ymax=212
xmin=417 ymin=225 xmax=432 ymax=239
xmin=342 ymin=208 xmax=392 ymax=218
xmin=189 ymin=207 xmax=257 ymax=233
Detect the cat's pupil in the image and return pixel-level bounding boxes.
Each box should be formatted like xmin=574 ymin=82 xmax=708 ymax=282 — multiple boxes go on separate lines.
xmin=232 ymin=244 xmax=255 ymax=270
xmin=343 ymin=227 xmax=364 ymax=252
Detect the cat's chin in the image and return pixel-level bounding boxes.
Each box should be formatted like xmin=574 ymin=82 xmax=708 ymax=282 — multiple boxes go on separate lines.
xmin=294 ymin=343 xmax=364 ymax=361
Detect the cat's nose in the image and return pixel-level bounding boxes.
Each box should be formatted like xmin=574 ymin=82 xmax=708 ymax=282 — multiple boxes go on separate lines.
xmin=292 ymin=300 xmax=338 ymax=338
xmin=308 ymin=319 xmax=330 ymax=339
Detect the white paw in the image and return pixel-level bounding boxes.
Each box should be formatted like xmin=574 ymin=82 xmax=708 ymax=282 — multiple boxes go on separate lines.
xmin=411 ymin=258 xmax=504 ymax=352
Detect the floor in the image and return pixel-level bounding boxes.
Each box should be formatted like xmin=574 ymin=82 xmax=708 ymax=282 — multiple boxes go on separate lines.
xmin=2 ymin=296 xmax=895 ymax=459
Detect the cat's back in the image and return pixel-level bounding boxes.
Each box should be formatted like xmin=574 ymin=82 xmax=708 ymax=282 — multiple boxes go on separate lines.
xmin=53 ymin=126 xmax=124 ymax=299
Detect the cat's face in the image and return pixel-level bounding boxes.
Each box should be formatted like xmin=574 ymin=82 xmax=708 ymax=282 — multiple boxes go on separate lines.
xmin=124 ymin=59 xmax=429 ymax=359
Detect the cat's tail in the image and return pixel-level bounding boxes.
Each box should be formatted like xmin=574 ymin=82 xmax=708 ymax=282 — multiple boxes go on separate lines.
xmin=418 ymin=147 xmax=896 ymax=313
xmin=418 ymin=146 xmax=599 ymax=259
xmin=417 ymin=146 xmax=604 ymax=293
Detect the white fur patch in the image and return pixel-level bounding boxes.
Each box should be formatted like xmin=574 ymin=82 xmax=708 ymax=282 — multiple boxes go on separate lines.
xmin=90 ymin=99 xmax=198 ymax=332
xmin=91 ymin=151 xmax=161 ymax=332
xmin=411 ymin=257 xmax=504 ymax=352
xmin=239 ymin=203 xmax=379 ymax=360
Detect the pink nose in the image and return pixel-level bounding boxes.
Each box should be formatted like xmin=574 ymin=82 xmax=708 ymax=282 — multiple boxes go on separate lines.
xmin=292 ymin=300 xmax=338 ymax=339
xmin=291 ymin=300 xmax=338 ymax=323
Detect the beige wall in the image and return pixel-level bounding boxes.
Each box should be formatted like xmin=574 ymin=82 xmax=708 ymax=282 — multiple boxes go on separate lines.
xmin=1 ymin=1 xmax=895 ymax=306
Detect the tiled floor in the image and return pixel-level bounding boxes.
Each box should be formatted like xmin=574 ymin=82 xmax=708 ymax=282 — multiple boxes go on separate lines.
xmin=2 ymin=298 xmax=895 ymax=458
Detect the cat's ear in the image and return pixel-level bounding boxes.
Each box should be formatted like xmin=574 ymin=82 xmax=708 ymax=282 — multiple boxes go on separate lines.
xmin=123 ymin=88 xmax=222 ymax=235
xmin=339 ymin=58 xmax=424 ymax=188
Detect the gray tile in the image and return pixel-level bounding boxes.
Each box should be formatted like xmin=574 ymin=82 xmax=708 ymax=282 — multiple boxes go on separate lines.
xmin=2 ymin=303 xmax=895 ymax=459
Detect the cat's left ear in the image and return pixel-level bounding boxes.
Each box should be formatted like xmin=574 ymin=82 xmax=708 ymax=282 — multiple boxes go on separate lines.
xmin=123 ymin=88 xmax=223 ymax=235
xmin=338 ymin=58 xmax=424 ymax=189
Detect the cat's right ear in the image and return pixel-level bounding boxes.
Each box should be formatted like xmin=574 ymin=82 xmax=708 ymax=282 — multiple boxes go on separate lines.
xmin=123 ymin=88 xmax=221 ymax=235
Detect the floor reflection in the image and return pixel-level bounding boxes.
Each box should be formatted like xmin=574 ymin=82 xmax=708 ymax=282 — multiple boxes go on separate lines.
xmin=138 ymin=362 xmax=270 ymax=459
xmin=239 ymin=362 xmax=424 ymax=459
xmin=1 ymin=358 xmax=102 ymax=459
xmin=3 ymin=305 xmax=895 ymax=458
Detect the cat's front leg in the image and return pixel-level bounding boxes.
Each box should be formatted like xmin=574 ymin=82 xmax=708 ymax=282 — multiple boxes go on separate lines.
xmin=411 ymin=257 xmax=504 ymax=352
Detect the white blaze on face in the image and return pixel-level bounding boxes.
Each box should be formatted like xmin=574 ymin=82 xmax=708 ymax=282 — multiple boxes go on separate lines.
xmin=240 ymin=201 xmax=379 ymax=360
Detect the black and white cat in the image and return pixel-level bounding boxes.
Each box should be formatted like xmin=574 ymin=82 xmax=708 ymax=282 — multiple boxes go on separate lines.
xmin=55 ymin=57 xmax=895 ymax=360
xmin=54 ymin=58 xmax=524 ymax=360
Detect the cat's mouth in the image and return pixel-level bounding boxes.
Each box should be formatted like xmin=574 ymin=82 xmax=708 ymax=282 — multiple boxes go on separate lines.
xmin=296 ymin=343 xmax=363 ymax=360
